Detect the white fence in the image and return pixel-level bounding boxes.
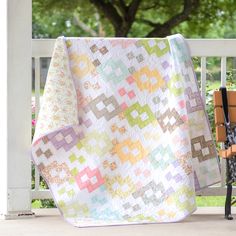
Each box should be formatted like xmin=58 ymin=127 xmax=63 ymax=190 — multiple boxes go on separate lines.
xmin=31 ymin=39 xmax=236 ymax=200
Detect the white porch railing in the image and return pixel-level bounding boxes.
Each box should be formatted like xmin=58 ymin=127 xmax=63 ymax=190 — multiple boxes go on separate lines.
xmin=31 ymin=39 xmax=236 ymax=200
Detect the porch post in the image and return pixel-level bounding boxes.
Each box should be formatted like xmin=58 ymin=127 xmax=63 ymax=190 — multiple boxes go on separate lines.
xmin=0 ymin=0 xmax=34 ymax=219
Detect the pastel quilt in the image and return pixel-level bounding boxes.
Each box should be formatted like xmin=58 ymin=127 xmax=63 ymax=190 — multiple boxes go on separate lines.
xmin=31 ymin=34 xmax=221 ymax=227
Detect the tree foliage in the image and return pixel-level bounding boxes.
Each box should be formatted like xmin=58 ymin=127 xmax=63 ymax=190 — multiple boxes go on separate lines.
xmin=33 ymin=0 xmax=236 ymax=38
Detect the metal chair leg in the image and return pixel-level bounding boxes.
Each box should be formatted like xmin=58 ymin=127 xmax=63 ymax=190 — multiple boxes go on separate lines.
xmin=225 ymin=183 xmax=233 ymax=220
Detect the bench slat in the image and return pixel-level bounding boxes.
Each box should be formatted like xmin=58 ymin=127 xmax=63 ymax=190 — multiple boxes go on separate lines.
xmin=213 ymin=91 xmax=236 ymax=106
xmin=215 ymin=125 xmax=226 ymax=142
xmin=214 ymin=107 xmax=236 ymax=124
xmin=218 ymin=144 xmax=236 ymax=158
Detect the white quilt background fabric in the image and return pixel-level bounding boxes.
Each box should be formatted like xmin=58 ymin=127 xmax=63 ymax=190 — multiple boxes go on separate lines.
xmin=31 ymin=34 xmax=221 ymax=227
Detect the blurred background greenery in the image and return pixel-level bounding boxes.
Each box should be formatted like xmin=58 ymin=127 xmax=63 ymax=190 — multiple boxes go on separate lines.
xmin=31 ymin=0 xmax=236 ymax=208
xmin=32 ymin=0 xmax=236 ymax=38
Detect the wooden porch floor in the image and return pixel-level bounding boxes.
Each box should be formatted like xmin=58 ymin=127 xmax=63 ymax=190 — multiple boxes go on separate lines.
xmin=0 ymin=207 xmax=236 ymax=236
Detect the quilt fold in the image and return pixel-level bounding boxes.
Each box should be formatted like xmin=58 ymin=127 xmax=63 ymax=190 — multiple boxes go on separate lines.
xmin=31 ymin=34 xmax=221 ymax=227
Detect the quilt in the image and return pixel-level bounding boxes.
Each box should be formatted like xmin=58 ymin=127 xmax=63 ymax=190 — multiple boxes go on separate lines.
xmin=31 ymin=34 xmax=221 ymax=227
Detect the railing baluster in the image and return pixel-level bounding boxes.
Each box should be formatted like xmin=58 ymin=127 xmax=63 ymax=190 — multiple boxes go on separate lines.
xmin=201 ymin=57 xmax=207 ymax=107
xmin=34 ymin=57 xmax=41 ymax=191
xmin=221 ymin=57 xmax=227 ymax=87
xmin=34 ymin=167 xmax=40 ymax=191
xmin=220 ymin=57 xmax=227 ymax=187
xmin=34 ymin=57 xmax=41 ymax=119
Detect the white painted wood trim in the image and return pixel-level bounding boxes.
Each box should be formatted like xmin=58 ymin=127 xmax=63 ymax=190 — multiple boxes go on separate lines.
xmin=32 ymin=39 xmax=236 ymax=57
xmin=34 ymin=58 xmax=41 ymax=192
xmin=32 ymin=190 xmax=52 ymax=200
xmin=34 ymin=58 xmax=41 ymax=120
xmin=219 ymin=57 xmax=227 ymax=187
xmin=0 ymin=0 xmax=8 ymax=217
xmin=196 ymin=186 xmax=236 ymax=196
xmin=32 ymin=39 xmax=56 ymax=58
xmin=220 ymin=57 xmax=227 ymax=87
xmin=0 ymin=0 xmax=34 ymax=219
xmin=187 ymin=39 xmax=236 ymax=57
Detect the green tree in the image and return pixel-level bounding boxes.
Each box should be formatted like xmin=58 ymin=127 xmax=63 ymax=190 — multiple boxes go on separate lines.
xmin=33 ymin=0 xmax=236 ymax=38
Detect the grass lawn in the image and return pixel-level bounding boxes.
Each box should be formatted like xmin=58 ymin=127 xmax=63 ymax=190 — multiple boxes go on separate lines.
xmin=196 ymin=196 xmax=225 ymax=207
xmin=32 ymin=199 xmax=55 ymax=209
xmin=32 ymin=200 xmax=43 ymax=208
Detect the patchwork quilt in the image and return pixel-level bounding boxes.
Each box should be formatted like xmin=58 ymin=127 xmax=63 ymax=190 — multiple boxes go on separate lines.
xmin=31 ymin=34 xmax=221 ymax=227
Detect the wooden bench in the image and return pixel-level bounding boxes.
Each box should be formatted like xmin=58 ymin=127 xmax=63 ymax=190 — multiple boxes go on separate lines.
xmin=213 ymin=89 xmax=236 ymax=220
xmin=213 ymin=90 xmax=236 ymax=158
